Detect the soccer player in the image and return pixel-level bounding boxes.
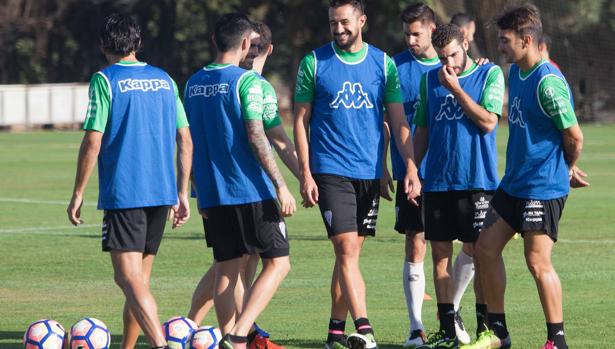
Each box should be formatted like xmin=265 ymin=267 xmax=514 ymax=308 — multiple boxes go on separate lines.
xmin=293 ymin=1 xmax=421 ymax=348
xmin=66 ymin=14 xmax=193 ymax=349
xmin=468 ymin=6 xmax=588 ymax=349
xmin=538 ymin=33 xmax=561 ymax=71
xmin=450 ymin=13 xmax=476 ymax=45
xmin=188 ymin=21 xmax=298 ymax=349
xmin=412 ymin=24 xmax=505 ymax=349
xmin=384 ymin=4 xmax=441 ymax=348
xmin=184 ymin=13 xmax=294 ymax=349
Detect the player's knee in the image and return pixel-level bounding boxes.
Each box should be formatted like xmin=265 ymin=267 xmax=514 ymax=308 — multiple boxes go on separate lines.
xmin=113 ymin=270 xmax=143 ymax=290
xmin=264 ymin=256 xmax=291 ymax=276
xmin=525 ymin=256 xmax=552 ymax=278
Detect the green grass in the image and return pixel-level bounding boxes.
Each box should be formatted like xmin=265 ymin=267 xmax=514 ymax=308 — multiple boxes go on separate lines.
xmin=1 ymin=124 xmax=614 ymax=348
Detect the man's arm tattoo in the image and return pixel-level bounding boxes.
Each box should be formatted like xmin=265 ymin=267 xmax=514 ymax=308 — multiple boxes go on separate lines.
xmin=245 ymin=120 xmax=286 ymax=189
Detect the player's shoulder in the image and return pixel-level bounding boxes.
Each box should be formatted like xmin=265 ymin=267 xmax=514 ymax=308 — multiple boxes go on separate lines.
xmin=393 ymin=49 xmax=412 ymax=64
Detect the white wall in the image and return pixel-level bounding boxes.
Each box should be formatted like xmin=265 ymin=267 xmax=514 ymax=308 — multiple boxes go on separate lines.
xmin=0 ymin=83 xmax=89 ymax=126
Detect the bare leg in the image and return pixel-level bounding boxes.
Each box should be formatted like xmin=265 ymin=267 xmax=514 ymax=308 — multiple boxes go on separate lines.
xmin=111 ymin=251 xmax=165 ymax=347
xmin=431 ymin=241 xmax=454 ymax=303
xmin=331 ymin=233 xmax=367 ymax=320
xmin=523 ymin=232 xmax=563 ymax=323
xmin=120 ymin=254 xmax=156 ymax=349
xmin=214 ymin=258 xmax=243 ymax=335
xmin=230 ymin=256 xmax=290 ymax=336
xmin=188 ymin=263 xmax=216 ymax=325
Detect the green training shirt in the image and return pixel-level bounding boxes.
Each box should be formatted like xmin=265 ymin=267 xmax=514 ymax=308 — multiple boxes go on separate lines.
xmin=83 ymin=61 xmax=189 ymax=132
xmin=521 ymin=60 xmax=577 ymax=129
xmin=294 ymin=42 xmax=402 ymax=104
xmin=261 ymin=78 xmax=282 ymax=129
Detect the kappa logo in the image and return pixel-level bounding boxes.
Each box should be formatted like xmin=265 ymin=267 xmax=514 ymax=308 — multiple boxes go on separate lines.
xmin=435 ymin=94 xmax=464 ymax=121
xmin=188 ymin=83 xmax=230 ymax=98
xmin=324 ymin=210 xmax=333 ymax=227
xmin=329 ymin=81 xmax=374 ymax=109
xmin=118 ymin=79 xmax=171 ymax=93
xmin=509 ymin=96 xmax=526 ymax=128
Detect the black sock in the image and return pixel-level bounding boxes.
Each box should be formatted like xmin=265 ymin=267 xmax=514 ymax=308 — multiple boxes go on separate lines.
xmin=354 ymin=317 xmax=373 ymax=335
xmin=476 ymin=304 xmax=489 ymax=335
xmin=487 ymin=313 xmax=509 ymax=339
xmin=229 ymin=334 xmax=248 ymax=344
xmin=327 ymin=318 xmax=346 ymax=343
xmin=437 ymin=303 xmax=456 ymax=339
xmin=547 ymin=322 xmax=567 ymax=349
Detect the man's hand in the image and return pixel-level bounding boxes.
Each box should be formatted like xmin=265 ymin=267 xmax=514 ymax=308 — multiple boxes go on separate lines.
xmin=170 ymin=193 xmax=190 ymax=229
xmin=380 ymin=168 xmax=395 ymax=201
xmin=439 ymin=66 xmax=461 ymax=94
xmin=476 ymin=57 xmax=490 ymax=66
xmin=404 ymin=170 xmax=422 ymax=206
xmin=277 ymin=185 xmax=297 ymax=216
xmin=67 ymin=193 xmax=84 ymax=226
xmin=300 ymin=174 xmax=319 ymax=208
xmin=569 ymin=165 xmax=589 ymax=188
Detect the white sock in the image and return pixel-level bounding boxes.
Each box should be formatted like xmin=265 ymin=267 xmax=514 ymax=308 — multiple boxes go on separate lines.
xmin=403 ymin=261 xmax=425 ymax=332
xmin=452 ymin=250 xmax=475 ymax=311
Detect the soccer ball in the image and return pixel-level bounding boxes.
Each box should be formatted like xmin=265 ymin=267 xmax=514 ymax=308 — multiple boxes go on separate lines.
xmin=163 ymin=316 xmax=198 ymax=349
xmin=69 ymin=317 xmax=111 ymax=349
xmin=189 ymin=326 xmax=222 ymax=349
xmin=23 ymin=319 xmax=66 ymax=349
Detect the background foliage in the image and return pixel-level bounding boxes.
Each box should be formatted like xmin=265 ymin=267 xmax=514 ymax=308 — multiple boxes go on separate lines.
xmin=1 ymin=0 xmax=614 ymax=121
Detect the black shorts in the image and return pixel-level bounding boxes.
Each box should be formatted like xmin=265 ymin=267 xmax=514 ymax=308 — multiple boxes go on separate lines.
xmin=395 ymin=180 xmax=424 ymax=234
xmin=313 ymin=174 xmax=380 ymax=237
xmin=202 ymin=199 xmax=289 ymax=262
xmin=102 ymin=205 xmax=170 ymax=254
xmin=424 ymin=190 xmax=493 ymax=243
xmin=490 ymin=187 xmax=567 ymax=242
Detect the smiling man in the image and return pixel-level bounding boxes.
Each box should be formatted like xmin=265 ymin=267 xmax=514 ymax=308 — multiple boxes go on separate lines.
xmin=412 ymin=24 xmax=504 ymax=349
xmin=293 ymin=1 xmax=421 ymax=348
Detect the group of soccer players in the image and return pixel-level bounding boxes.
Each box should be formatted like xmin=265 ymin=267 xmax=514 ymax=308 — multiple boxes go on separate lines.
xmin=66 ymin=1 xmax=588 ymax=349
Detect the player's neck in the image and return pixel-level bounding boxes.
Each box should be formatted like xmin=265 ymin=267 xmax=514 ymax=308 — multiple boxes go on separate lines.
xmin=106 ymin=52 xmax=138 ymax=65
xmin=417 ymin=46 xmax=438 ymax=60
xmin=214 ymin=51 xmax=243 ymax=67
xmin=517 ymin=49 xmax=543 ymax=72
xmin=337 ymin=36 xmax=364 ymax=54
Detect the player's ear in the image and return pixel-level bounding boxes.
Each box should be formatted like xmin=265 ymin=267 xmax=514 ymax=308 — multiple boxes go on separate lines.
xmin=359 ymin=13 xmax=367 ymax=28
xmin=267 ymin=44 xmax=273 ymax=56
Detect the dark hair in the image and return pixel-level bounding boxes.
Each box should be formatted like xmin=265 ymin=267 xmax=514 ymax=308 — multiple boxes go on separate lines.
xmin=100 ymin=13 xmax=141 ymax=56
xmin=329 ymin=0 xmax=365 ymax=14
xmin=252 ymin=21 xmax=272 ymax=54
xmin=213 ymin=13 xmax=253 ymax=53
xmin=496 ymin=5 xmax=542 ymax=40
xmin=432 ymin=23 xmax=465 ymax=49
xmin=400 ymin=3 xmax=436 ymax=25
xmin=450 ymin=13 xmax=474 ymax=27
xmin=539 ymin=33 xmax=552 ymax=51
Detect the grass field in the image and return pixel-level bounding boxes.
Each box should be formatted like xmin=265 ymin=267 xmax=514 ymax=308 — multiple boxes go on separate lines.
xmin=0 ymin=124 xmax=614 ymax=348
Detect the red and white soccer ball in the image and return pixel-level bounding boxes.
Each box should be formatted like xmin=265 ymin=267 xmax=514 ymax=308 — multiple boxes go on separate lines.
xmin=69 ymin=317 xmax=111 ymax=349
xmin=23 ymin=319 xmax=66 ymax=349
xmin=189 ymin=326 xmax=222 ymax=349
xmin=163 ymin=316 xmax=198 ymax=349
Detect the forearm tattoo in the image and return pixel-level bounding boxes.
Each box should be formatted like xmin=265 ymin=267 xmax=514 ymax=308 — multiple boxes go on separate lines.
xmin=245 ymin=120 xmax=285 ymax=189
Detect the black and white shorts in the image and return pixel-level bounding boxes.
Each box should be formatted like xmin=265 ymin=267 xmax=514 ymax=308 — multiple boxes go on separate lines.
xmin=102 ymin=205 xmax=170 ymax=254
xmin=395 ymin=180 xmax=424 ymax=234
xmin=202 ymin=199 xmax=289 ymax=262
xmin=313 ymin=174 xmax=380 ymax=237
xmin=424 ymin=190 xmax=493 ymax=243
xmin=489 ymin=187 xmax=567 ymax=242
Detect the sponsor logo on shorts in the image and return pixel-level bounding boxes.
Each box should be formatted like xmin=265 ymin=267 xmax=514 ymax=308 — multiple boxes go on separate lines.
xmin=118 ymin=78 xmax=171 ymax=93
xmin=525 ymin=200 xmax=543 ymax=209
xmin=363 ymin=199 xmax=379 ymax=229
xmin=188 ymin=83 xmax=230 ymax=98
xmin=329 ymin=81 xmax=374 ymax=109
xmin=324 ymin=210 xmax=333 ymax=227
xmin=101 ymin=220 xmax=108 ymax=241
xmin=475 ymin=196 xmax=490 ymax=210
xmin=524 ymin=200 xmax=545 ymax=223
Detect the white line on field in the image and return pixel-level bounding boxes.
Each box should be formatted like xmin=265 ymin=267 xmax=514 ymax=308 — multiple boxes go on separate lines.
xmin=0 ymin=224 xmax=99 ymax=234
xmin=0 ymin=197 xmax=97 ymax=206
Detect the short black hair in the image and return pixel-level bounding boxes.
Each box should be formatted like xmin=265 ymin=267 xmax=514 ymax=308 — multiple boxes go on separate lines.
xmin=539 ymin=33 xmax=552 ymax=51
xmin=432 ymin=23 xmax=465 ymax=49
xmin=213 ymin=13 xmax=253 ymax=53
xmin=329 ymin=0 xmax=365 ymax=14
xmin=100 ymin=13 xmax=141 ymax=56
xmin=450 ymin=13 xmax=474 ymax=27
xmin=496 ymin=5 xmax=542 ymax=40
xmin=400 ymin=3 xmax=436 ymax=25
xmin=252 ymin=21 xmax=272 ymax=54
